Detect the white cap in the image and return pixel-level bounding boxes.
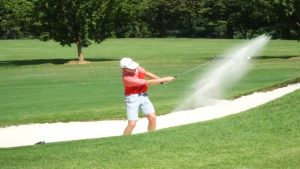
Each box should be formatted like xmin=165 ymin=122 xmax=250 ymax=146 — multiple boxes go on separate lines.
xmin=120 ymin=58 xmax=139 ymax=69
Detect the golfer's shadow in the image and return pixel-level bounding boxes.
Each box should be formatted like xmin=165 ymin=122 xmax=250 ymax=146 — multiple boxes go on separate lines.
xmin=0 ymin=58 xmax=119 ymax=66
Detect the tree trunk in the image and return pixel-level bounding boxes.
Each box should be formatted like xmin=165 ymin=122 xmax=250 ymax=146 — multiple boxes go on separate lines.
xmin=76 ymin=36 xmax=84 ymax=62
xmin=297 ymin=22 xmax=300 ymax=41
xmin=226 ymin=22 xmax=234 ymax=39
xmin=239 ymin=26 xmax=247 ymax=39
xmin=249 ymin=29 xmax=256 ymax=39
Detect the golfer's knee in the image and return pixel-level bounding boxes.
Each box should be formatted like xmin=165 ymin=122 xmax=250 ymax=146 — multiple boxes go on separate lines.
xmin=127 ymin=121 xmax=136 ymax=128
xmin=147 ymin=113 xmax=156 ymax=122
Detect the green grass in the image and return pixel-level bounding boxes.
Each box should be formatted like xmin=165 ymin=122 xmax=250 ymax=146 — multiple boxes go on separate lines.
xmin=0 ymin=88 xmax=299 ymax=169
xmin=0 ymin=38 xmax=299 ymax=126
xmin=0 ymin=38 xmax=299 ymax=169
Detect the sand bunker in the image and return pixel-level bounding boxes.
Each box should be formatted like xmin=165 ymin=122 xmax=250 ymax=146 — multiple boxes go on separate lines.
xmin=0 ymin=83 xmax=299 ymax=148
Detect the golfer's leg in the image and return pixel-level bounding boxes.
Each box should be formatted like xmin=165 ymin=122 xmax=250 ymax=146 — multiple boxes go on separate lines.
xmin=140 ymin=95 xmax=156 ymax=132
xmin=147 ymin=113 xmax=156 ymax=132
xmin=123 ymin=120 xmax=137 ymax=136
xmin=124 ymin=95 xmax=139 ymax=136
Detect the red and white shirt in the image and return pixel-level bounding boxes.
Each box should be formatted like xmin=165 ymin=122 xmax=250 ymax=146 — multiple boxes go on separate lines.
xmin=122 ymin=66 xmax=148 ymax=95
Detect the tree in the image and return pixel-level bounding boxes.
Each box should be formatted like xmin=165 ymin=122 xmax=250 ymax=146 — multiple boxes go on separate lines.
xmin=295 ymin=0 xmax=300 ymax=40
xmin=34 ymin=0 xmax=133 ymax=62
xmin=142 ymin=0 xmax=203 ymax=37
xmin=202 ymin=0 xmax=229 ymax=38
xmin=3 ymin=0 xmax=300 ymax=41
xmin=90 ymin=0 xmax=147 ymax=38
xmin=270 ymin=0 xmax=300 ymax=39
xmin=230 ymin=0 xmax=272 ymax=38
xmin=170 ymin=0 xmax=203 ymax=37
xmin=0 ymin=0 xmax=34 ymax=39
xmin=203 ymin=0 xmax=274 ymax=39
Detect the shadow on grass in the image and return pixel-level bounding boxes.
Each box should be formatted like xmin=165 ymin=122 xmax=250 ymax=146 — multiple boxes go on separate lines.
xmin=254 ymin=55 xmax=300 ymax=59
xmin=0 ymin=58 xmax=120 ymax=66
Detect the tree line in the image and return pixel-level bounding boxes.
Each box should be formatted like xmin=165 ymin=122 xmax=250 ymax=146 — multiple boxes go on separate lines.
xmin=1 ymin=0 xmax=299 ymax=61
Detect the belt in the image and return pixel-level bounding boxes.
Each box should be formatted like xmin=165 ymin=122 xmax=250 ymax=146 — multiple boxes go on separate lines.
xmin=126 ymin=93 xmax=148 ymax=97
xmin=138 ymin=93 xmax=148 ymax=96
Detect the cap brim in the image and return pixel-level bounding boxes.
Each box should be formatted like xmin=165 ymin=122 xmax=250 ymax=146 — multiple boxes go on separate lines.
xmin=127 ymin=61 xmax=139 ymax=69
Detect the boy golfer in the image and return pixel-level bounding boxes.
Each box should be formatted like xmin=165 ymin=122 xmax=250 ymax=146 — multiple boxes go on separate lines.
xmin=120 ymin=58 xmax=175 ymax=135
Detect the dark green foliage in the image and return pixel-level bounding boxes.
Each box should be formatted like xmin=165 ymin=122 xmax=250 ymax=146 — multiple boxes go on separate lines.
xmin=203 ymin=0 xmax=273 ymax=39
xmin=34 ymin=0 xmax=108 ymax=47
xmin=270 ymin=0 xmax=300 ymax=39
xmin=0 ymin=0 xmax=34 ymax=39
xmin=1 ymin=0 xmax=300 ymax=40
xmin=143 ymin=0 xmax=204 ymax=37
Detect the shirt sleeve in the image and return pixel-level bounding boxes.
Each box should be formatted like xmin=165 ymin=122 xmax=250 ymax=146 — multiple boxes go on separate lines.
xmin=137 ymin=66 xmax=146 ymax=73
xmin=123 ymin=76 xmax=147 ymax=87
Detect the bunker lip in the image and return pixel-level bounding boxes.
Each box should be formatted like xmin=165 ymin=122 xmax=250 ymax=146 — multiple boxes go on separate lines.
xmin=0 ymin=83 xmax=299 ymax=148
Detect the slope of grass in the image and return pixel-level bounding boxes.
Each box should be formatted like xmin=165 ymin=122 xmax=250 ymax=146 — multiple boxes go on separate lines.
xmin=0 ymin=89 xmax=299 ymax=169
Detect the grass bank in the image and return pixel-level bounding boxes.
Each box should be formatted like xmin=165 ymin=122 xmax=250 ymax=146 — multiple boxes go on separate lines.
xmin=0 ymin=89 xmax=299 ymax=169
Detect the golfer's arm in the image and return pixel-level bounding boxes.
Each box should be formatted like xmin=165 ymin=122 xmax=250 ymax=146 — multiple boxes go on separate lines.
xmin=146 ymin=77 xmax=173 ymax=85
xmin=145 ymin=71 xmax=160 ymax=79
xmin=146 ymin=78 xmax=164 ymax=85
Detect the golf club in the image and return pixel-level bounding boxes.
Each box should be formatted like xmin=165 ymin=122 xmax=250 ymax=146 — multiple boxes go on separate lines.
xmin=174 ymin=60 xmax=213 ymax=78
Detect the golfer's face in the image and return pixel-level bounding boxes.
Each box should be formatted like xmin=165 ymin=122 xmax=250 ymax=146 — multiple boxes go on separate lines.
xmin=123 ymin=68 xmax=136 ymax=74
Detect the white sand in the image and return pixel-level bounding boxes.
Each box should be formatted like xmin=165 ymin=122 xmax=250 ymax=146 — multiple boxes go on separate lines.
xmin=0 ymin=83 xmax=299 ymax=148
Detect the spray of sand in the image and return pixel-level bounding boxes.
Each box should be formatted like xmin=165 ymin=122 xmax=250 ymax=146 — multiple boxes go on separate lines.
xmin=176 ymin=35 xmax=270 ymax=110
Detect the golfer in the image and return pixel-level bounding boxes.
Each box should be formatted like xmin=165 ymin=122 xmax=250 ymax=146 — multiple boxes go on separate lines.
xmin=120 ymin=58 xmax=175 ymax=135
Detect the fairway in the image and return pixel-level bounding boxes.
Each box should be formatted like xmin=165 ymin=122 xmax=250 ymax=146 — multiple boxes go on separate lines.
xmin=0 ymin=39 xmax=299 ymax=127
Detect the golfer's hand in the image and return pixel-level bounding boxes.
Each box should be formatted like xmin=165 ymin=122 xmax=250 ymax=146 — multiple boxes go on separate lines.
xmin=161 ymin=76 xmax=176 ymax=84
xmin=166 ymin=76 xmax=176 ymax=81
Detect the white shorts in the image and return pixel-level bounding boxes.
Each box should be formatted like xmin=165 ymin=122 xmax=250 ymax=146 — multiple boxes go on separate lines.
xmin=124 ymin=93 xmax=155 ymax=121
